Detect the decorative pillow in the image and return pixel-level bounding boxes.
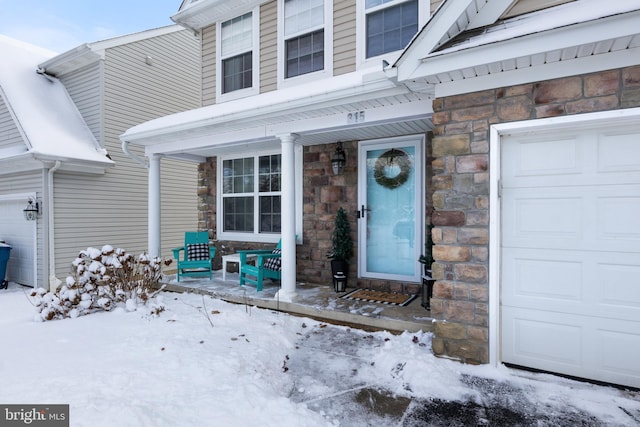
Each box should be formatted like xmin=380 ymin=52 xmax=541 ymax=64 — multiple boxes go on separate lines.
xmin=263 ymin=249 xmax=282 ymax=271
xmin=187 ymin=243 xmax=210 ymax=261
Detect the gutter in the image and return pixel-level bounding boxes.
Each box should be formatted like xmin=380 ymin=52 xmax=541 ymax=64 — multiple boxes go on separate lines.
xmin=48 ymin=161 xmax=62 ymax=291
xmin=121 ymin=140 xmax=149 ymax=168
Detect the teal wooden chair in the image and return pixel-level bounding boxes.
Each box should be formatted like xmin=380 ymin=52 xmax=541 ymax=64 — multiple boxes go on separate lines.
xmin=238 ymin=239 xmax=282 ymax=291
xmin=172 ymin=232 xmax=216 ymax=282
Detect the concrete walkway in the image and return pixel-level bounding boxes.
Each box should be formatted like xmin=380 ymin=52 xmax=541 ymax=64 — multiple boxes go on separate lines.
xmin=163 ymin=269 xmax=434 ymax=334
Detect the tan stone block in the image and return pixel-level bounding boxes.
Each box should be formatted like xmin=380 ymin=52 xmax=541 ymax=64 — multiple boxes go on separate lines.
xmin=535 ymin=77 xmax=582 ymax=103
xmin=457 ymin=228 xmax=488 ymax=245
xmin=467 ymin=326 xmax=489 ymax=343
xmin=621 ymin=87 xmax=640 ymax=108
xmin=585 ymin=70 xmax=619 ymax=97
xmin=454 ymin=264 xmax=487 ymax=283
xmin=497 ymin=95 xmax=532 ymax=121
xmin=432 ymin=175 xmax=453 ymax=191
xmin=466 ymin=211 xmax=489 ymax=226
xmin=434 ymin=321 xmax=467 ymax=340
xmin=433 ymin=281 xmax=453 ymax=299
xmin=456 ymin=154 xmax=488 ymax=173
xmin=505 ymin=83 xmax=533 ymax=97
xmin=623 ymin=65 xmax=640 ymax=87
xmin=433 ymin=134 xmax=470 ymax=157
xmin=446 ymin=90 xmax=495 ymax=109
xmin=566 ymin=95 xmax=619 ymax=114
xmin=453 ymin=284 xmax=469 ymax=299
xmin=535 ymin=103 xmax=565 ymax=118
xmin=452 ymin=104 xmax=494 ymax=122
xmin=432 ymin=111 xmax=450 ymax=125
xmin=431 ymin=337 xmax=445 ymax=355
xmin=432 ymin=192 xmax=445 ymax=209
xmin=442 ymin=228 xmax=458 ymax=244
xmin=445 ymin=122 xmax=473 ymax=134
xmin=432 ymin=210 xmax=466 ymax=226
xmin=472 ymin=247 xmax=488 ymax=262
xmin=444 ymin=300 xmax=475 ymax=322
xmin=429 ymin=298 xmax=444 ymax=317
xmin=433 ymin=245 xmax=471 ymax=262
xmin=470 ymin=285 xmax=488 ymax=302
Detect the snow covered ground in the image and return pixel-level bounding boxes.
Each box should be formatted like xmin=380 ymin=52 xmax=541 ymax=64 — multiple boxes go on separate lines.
xmin=0 ymin=282 xmax=638 ymax=426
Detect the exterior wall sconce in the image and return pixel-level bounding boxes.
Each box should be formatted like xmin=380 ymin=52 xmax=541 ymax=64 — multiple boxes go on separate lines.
xmin=23 ymin=197 xmax=40 ymax=221
xmin=331 ymin=142 xmax=346 ymax=175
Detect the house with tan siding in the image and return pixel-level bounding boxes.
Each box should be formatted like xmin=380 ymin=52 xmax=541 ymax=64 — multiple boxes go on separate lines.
xmin=121 ymin=0 xmax=640 ymax=389
xmin=0 ymin=26 xmax=201 ymax=290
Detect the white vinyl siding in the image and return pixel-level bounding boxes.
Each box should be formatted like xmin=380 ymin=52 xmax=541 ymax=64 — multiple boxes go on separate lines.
xmin=57 ymin=61 xmax=103 ymax=143
xmin=0 ymin=96 xmax=25 ymax=149
xmin=52 ymin=29 xmax=202 ymax=278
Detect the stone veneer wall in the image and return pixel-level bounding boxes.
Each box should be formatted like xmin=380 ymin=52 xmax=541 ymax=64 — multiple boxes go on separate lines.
xmin=429 ymin=66 xmax=640 ymax=364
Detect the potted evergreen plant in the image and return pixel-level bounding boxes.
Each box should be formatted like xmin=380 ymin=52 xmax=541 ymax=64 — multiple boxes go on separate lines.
xmin=327 ymin=207 xmax=353 ymax=292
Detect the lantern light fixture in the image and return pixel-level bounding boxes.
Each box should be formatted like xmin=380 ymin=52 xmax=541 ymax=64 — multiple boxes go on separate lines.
xmin=331 ymin=142 xmax=346 ymax=175
xmin=23 ymin=197 xmax=39 ymax=221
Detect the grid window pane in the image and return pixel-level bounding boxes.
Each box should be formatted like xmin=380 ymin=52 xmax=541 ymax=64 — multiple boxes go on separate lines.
xmin=221 ymin=12 xmax=252 ymax=57
xmin=223 ymin=197 xmax=254 ymax=232
xmin=285 ymin=0 xmax=324 ymax=37
xmin=366 ymin=0 xmax=417 ymax=58
xmin=259 ymin=155 xmax=281 ymax=192
xmin=223 ymin=158 xmax=254 ymax=194
xmin=223 ymin=52 xmax=253 ymax=93
xmin=259 ymin=196 xmax=282 ymax=233
xmin=286 ymin=29 xmax=324 ymax=78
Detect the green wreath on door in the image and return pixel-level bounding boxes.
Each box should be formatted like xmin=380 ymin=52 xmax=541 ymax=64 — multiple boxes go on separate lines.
xmin=373 ymin=148 xmax=412 ymax=189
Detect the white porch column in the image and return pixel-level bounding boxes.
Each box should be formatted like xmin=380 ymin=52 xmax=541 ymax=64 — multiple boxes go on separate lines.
xmin=276 ymin=133 xmax=298 ymax=302
xmin=148 ymin=154 xmax=162 ymax=258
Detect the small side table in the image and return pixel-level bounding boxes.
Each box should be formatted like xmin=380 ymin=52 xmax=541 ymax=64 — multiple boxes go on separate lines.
xmin=221 ymin=253 xmax=256 ymax=281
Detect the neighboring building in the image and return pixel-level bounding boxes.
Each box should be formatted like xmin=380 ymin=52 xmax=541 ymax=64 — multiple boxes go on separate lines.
xmin=392 ymin=0 xmax=640 ymax=389
xmin=0 ymin=26 xmax=201 ymax=290
xmin=120 ymin=0 xmax=640 ymax=389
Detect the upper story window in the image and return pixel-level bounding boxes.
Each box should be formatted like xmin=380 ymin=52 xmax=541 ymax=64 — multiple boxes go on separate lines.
xmin=284 ymin=0 xmax=325 ymax=78
xmin=278 ymin=0 xmax=332 ymax=86
xmin=358 ymin=0 xmax=424 ymax=68
xmin=366 ymin=0 xmax=418 ymax=58
xmin=217 ymin=9 xmax=260 ymax=101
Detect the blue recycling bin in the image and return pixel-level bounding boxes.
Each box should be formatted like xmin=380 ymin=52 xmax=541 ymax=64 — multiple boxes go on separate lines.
xmin=0 ymin=244 xmax=11 ymax=289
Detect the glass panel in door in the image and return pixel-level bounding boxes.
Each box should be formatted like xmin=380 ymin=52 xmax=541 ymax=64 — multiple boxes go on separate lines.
xmin=358 ymin=137 xmax=423 ymax=282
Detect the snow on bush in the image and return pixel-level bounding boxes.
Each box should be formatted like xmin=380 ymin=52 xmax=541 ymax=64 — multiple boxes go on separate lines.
xmin=31 ymin=245 xmax=172 ymax=321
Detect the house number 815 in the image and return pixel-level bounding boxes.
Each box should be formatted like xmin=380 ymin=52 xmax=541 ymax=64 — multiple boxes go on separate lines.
xmin=347 ymin=111 xmax=365 ymax=124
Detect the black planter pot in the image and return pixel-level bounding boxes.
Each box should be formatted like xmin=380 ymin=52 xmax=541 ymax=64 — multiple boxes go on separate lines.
xmin=331 ymin=259 xmax=349 ymax=292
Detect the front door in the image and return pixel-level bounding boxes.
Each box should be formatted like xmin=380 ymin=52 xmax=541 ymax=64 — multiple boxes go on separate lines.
xmin=358 ymin=136 xmax=423 ymax=282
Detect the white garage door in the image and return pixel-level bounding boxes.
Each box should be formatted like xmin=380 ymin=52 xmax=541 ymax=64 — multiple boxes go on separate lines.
xmin=0 ymin=197 xmax=37 ymax=286
xmin=500 ymin=123 xmax=640 ymax=389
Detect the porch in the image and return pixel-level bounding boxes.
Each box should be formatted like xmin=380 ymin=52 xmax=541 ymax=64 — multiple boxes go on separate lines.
xmin=161 ymin=269 xmax=433 ymax=334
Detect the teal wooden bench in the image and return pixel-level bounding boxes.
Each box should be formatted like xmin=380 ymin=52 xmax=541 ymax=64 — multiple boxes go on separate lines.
xmin=172 ymin=232 xmax=216 ymax=282
xmin=238 ymin=239 xmax=282 ymax=291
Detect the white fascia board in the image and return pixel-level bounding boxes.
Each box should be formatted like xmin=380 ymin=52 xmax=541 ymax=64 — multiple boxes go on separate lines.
xmin=172 ymin=0 xmax=266 ymax=31
xmin=434 ymin=47 xmax=640 ymax=97
xmin=395 ymin=0 xmax=477 ymax=80
xmin=122 ymin=71 xmax=404 ymax=144
xmin=408 ymin=10 xmax=640 ymax=83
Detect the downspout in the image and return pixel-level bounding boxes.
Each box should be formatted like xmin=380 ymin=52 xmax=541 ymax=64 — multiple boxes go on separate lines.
xmin=48 ymin=160 xmax=62 ymax=291
xmin=121 ymin=140 xmax=149 ymax=168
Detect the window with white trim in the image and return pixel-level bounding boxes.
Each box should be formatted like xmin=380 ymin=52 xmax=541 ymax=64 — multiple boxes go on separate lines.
xmin=217 ymin=9 xmax=259 ymax=101
xmin=365 ymin=0 xmax=418 ymax=58
xmin=356 ymin=0 xmax=424 ymax=68
xmin=221 ymin=154 xmax=282 ymax=235
xmin=284 ymin=0 xmax=325 ymax=78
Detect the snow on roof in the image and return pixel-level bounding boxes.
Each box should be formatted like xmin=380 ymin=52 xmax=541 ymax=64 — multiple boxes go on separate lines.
xmin=0 ymin=35 xmax=113 ymax=167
